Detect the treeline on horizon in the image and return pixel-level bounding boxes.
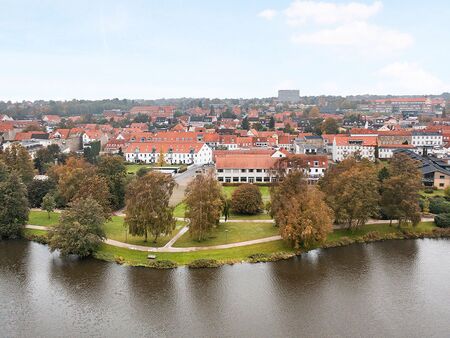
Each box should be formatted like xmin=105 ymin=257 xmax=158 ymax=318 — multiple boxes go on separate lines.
xmin=1 ymin=93 xmax=449 ymax=119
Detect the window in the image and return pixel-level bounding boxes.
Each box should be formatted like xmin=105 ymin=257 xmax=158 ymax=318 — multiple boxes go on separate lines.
xmin=440 ymin=175 xmax=445 ymax=179
xmin=218 ymin=169 xmax=223 ymax=173
xmin=256 ymin=169 xmax=262 ymax=173
xmin=233 ymin=177 xmax=239 ymax=182
xmin=256 ymin=177 xmax=262 ymax=182
xmin=439 ymin=183 xmax=445 ymax=187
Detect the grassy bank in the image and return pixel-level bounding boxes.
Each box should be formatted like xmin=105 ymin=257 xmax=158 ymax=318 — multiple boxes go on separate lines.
xmin=173 ymin=222 xmax=278 ymax=247
xmin=24 ymin=221 xmax=450 ymax=268
xmin=103 ymin=216 xmax=187 ymax=247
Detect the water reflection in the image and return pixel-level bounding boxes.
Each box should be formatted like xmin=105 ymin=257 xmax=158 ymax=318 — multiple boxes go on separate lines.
xmin=1 ymin=239 xmax=449 ymax=337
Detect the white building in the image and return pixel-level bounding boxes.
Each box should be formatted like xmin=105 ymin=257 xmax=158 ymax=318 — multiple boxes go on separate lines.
xmin=411 ymin=132 xmax=443 ymax=155
xmin=332 ymin=136 xmax=377 ymax=162
xmin=124 ymin=142 xmax=212 ymax=165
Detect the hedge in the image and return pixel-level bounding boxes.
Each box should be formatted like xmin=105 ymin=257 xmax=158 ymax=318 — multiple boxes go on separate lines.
xmin=434 ymin=214 xmax=450 ymax=228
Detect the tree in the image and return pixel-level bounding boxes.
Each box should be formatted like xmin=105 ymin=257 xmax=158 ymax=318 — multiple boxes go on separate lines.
xmin=223 ymin=199 xmax=230 ymax=222
xmin=34 ymin=144 xmax=65 ymax=174
xmin=241 ymin=116 xmax=250 ymax=130
xmin=0 ymin=163 xmax=29 ymax=239
xmin=83 ymin=141 xmax=101 ymax=164
xmin=185 ymin=172 xmax=225 ymax=241
xmin=157 ymin=148 xmax=166 ymax=167
xmin=48 ymin=197 xmax=106 ymax=257
xmin=27 ymin=178 xmax=56 ymax=208
xmin=319 ymin=159 xmax=380 ymax=229
xmin=230 ymin=184 xmax=263 ymax=215
xmin=1 ymin=143 xmax=35 ymax=185
xmin=270 ymin=170 xmax=308 ymax=222
xmin=97 ymin=155 xmax=127 ymax=210
xmin=268 ymin=116 xmax=275 ymax=130
xmin=41 ymin=193 xmax=56 ymax=219
xmin=321 ymin=118 xmax=339 ymax=134
xmin=49 ymin=157 xmax=111 ymax=214
xmin=278 ymin=187 xmax=333 ymax=250
xmin=124 ymin=172 xmax=176 ymax=242
xmin=381 ymin=153 xmax=422 ymax=227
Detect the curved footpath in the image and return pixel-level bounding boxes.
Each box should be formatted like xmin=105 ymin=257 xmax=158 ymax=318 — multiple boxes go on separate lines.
xmin=25 ymin=217 xmax=435 ymax=253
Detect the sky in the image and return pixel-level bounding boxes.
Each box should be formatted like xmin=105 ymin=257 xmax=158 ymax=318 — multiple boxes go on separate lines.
xmin=0 ymin=0 xmax=449 ymax=101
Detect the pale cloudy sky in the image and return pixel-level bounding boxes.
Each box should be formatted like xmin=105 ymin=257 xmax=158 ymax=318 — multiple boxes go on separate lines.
xmin=0 ymin=0 xmax=449 ymax=100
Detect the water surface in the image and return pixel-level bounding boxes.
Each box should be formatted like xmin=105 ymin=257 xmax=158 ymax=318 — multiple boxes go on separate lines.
xmin=1 ymin=239 xmax=449 ymax=337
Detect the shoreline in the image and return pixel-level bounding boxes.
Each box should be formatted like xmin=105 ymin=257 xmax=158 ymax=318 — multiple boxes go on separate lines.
xmin=24 ymin=225 xmax=450 ymax=269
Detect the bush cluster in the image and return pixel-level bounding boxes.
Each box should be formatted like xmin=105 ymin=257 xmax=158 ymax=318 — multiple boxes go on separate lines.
xmin=230 ymin=184 xmax=263 ymax=215
xmin=429 ymin=197 xmax=450 ymax=214
xmin=147 ymin=260 xmax=177 ymax=269
xmin=434 ymin=214 xmax=450 ymax=228
xmin=187 ymin=259 xmax=221 ymax=268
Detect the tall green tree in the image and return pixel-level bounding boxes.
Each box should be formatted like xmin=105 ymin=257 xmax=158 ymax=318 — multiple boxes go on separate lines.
xmin=41 ymin=193 xmax=56 ymax=219
xmin=2 ymin=143 xmax=35 ymax=185
xmin=268 ymin=116 xmax=275 ymax=130
xmin=241 ymin=116 xmax=250 ymax=130
xmin=27 ymin=178 xmax=56 ymax=208
xmin=48 ymin=197 xmax=106 ymax=257
xmin=97 ymin=155 xmax=127 ymax=210
xmin=125 ymin=172 xmax=176 ymax=242
xmin=185 ymin=172 xmax=225 ymax=241
xmin=0 ymin=163 xmax=29 ymax=239
xmin=319 ymin=159 xmax=380 ymax=229
xmin=381 ymin=153 xmax=422 ymax=227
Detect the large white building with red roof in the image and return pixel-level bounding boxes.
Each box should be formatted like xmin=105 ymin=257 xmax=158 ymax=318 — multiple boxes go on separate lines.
xmin=124 ymin=142 xmax=212 ymax=165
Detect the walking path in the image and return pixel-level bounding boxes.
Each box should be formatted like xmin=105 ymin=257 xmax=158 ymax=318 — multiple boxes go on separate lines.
xmin=25 ymin=216 xmax=436 ymax=253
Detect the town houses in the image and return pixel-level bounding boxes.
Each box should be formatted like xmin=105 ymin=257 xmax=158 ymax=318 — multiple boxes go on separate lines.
xmin=1 ymin=96 xmax=450 ymax=188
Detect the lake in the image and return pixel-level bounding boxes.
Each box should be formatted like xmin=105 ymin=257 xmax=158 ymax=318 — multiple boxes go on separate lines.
xmin=1 ymin=239 xmax=449 ymax=337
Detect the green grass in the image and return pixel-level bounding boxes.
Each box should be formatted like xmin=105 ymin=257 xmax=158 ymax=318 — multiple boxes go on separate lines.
xmin=419 ymin=189 xmax=446 ymax=197
xmin=173 ymin=202 xmax=186 ymax=218
xmin=25 ymin=220 xmax=440 ymax=266
xmin=103 ymin=216 xmax=187 ymax=247
xmin=228 ymin=212 xmax=272 ymax=220
xmin=173 ymin=222 xmax=278 ymax=247
xmin=29 ymin=211 xmax=60 ymax=227
xmin=222 ymin=185 xmax=271 ymax=202
xmin=327 ymin=222 xmax=436 ymax=242
xmin=95 ymin=240 xmax=293 ymax=266
xmin=125 ymin=164 xmax=180 ymax=174
xmin=24 ymin=228 xmax=48 ymax=237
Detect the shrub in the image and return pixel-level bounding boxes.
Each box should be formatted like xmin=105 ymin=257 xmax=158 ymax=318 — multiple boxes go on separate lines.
xmin=136 ymin=167 xmax=151 ymax=177
xmin=362 ymin=231 xmax=382 ymax=241
xmin=423 ymin=188 xmax=434 ymax=194
xmin=230 ymin=184 xmax=263 ymax=215
xmin=429 ymin=197 xmax=450 ymax=214
xmin=147 ymin=260 xmax=177 ymax=269
xmin=434 ymin=213 xmax=450 ymax=228
xmin=178 ymin=165 xmax=188 ymax=173
xmin=187 ymin=259 xmax=221 ymax=268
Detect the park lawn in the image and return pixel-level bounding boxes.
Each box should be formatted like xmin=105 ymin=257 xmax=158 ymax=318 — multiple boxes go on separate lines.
xmin=327 ymin=221 xmax=436 ymax=242
xmin=24 ymin=228 xmax=48 ymax=237
xmin=125 ymin=164 xmax=153 ymax=174
xmin=228 ymin=212 xmax=272 ymax=220
xmin=173 ymin=202 xmax=186 ymax=218
xmin=103 ymin=216 xmax=187 ymax=247
xmin=29 ymin=211 xmax=60 ymax=227
xmin=173 ymin=222 xmax=278 ymax=247
xmin=125 ymin=164 xmax=180 ymax=174
xmin=419 ymin=189 xmax=446 ymax=197
xmin=95 ymin=240 xmax=293 ymax=266
xmin=222 ymin=185 xmax=271 ymax=202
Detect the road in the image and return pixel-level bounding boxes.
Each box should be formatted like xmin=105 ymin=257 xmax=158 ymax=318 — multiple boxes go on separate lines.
xmin=170 ymin=164 xmax=200 ymax=206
